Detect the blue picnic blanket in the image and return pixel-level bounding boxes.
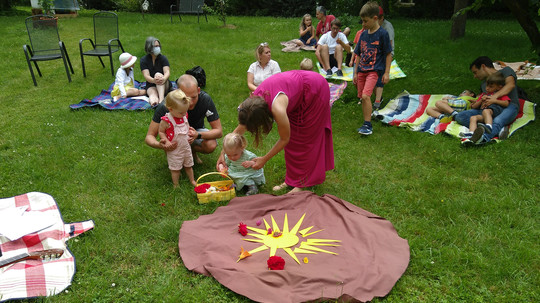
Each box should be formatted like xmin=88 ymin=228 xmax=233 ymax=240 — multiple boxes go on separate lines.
xmin=70 ymin=80 xmax=177 ymax=110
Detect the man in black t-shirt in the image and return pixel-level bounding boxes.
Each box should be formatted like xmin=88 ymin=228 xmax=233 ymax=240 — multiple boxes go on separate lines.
xmin=145 ymin=74 xmax=223 ymax=163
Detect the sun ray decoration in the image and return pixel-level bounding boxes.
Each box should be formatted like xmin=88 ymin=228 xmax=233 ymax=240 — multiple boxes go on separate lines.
xmin=243 ymin=213 xmax=341 ymax=264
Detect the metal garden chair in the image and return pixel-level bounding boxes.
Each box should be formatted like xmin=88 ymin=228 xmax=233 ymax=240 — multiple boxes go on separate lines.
xmin=170 ymin=0 xmax=208 ymax=23
xmin=23 ymin=15 xmax=74 ymax=86
xmin=79 ymin=11 xmax=124 ymax=77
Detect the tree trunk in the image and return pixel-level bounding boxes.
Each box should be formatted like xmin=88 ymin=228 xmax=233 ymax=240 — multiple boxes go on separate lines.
xmin=450 ymin=0 xmax=468 ymax=40
xmin=502 ymin=0 xmax=540 ymax=58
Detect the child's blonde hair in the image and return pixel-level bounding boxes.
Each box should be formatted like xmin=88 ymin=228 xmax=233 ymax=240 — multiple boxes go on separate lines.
xmin=255 ymin=42 xmax=270 ymax=62
xmin=300 ymin=14 xmax=312 ymax=30
xmin=223 ymin=133 xmax=247 ymax=153
xmin=300 ymin=58 xmax=313 ymax=70
xmin=165 ymin=89 xmax=190 ymax=110
xmin=360 ymin=1 xmax=380 ymax=18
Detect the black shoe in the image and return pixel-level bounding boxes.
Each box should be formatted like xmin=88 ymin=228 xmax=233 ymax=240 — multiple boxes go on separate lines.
xmin=326 ymin=69 xmax=333 ymax=77
xmin=498 ymin=125 xmax=510 ymax=140
xmin=336 ymin=70 xmax=343 ymax=77
xmin=470 ymin=127 xmax=485 ymax=143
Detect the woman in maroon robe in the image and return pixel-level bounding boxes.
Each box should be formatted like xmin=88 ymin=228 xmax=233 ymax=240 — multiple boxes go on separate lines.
xmin=217 ymin=70 xmax=334 ymax=193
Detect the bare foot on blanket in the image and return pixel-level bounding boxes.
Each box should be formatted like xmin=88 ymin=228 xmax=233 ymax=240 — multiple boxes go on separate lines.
xmin=272 ymin=182 xmax=288 ymax=192
xmin=287 ymin=187 xmax=303 ymax=194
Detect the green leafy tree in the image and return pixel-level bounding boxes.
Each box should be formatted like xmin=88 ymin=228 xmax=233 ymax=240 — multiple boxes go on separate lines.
xmin=204 ymin=0 xmax=229 ymax=27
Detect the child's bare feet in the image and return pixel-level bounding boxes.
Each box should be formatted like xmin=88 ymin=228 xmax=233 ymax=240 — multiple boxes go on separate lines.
xmin=272 ymin=182 xmax=288 ymax=191
xmin=191 ymin=180 xmax=197 ymax=187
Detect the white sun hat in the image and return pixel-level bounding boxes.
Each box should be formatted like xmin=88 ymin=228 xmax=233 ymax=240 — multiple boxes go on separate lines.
xmin=119 ymin=52 xmax=137 ymax=69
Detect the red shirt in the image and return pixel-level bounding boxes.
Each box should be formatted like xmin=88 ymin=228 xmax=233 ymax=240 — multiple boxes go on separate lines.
xmin=316 ymin=14 xmax=335 ymax=38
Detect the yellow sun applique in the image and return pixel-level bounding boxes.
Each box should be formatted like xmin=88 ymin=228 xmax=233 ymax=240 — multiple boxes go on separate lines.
xmin=240 ymin=213 xmax=340 ymax=264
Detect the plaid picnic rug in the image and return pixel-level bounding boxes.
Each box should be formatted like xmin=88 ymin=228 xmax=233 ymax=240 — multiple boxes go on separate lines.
xmin=0 ymin=192 xmax=94 ymax=302
xmin=317 ymin=59 xmax=407 ymax=82
xmin=377 ymin=92 xmax=536 ymax=140
xmin=69 ymin=80 xmax=177 ymax=110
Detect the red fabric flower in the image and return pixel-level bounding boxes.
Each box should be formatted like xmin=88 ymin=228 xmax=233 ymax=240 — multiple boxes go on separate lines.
xmin=267 ymin=256 xmax=285 ymax=270
xmin=238 ymin=222 xmax=248 ymax=236
xmin=194 ymin=183 xmax=211 ymax=193
xmin=267 ymin=228 xmax=272 ymax=235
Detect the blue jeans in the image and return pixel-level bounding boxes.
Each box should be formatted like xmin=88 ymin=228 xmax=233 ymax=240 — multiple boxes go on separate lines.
xmin=455 ymin=103 xmax=518 ymax=140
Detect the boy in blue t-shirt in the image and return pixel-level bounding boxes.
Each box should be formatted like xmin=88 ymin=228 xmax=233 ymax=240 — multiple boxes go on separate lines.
xmin=353 ymin=1 xmax=392 ymax=136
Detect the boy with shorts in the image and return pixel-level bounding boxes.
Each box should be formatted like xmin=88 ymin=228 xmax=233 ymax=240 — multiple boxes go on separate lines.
xmin=426 ymin=89 xmax=476 ymax=123
xmin=467 ymin=72 xmax=510 ymax=140
xmin=353 ymin=1 xmax=392 ymax=135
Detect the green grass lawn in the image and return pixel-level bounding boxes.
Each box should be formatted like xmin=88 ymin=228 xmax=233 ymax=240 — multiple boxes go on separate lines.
xmin=0 ymin=8 xmax=538 ymax=302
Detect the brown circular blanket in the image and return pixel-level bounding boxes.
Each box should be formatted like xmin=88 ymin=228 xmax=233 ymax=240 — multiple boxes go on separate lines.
xmin=179 ymin=191 xmax=409 ymax=302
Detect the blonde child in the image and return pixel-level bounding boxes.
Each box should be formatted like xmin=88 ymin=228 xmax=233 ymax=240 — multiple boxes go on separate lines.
xmin=468 ymin=72 xmax=510 ymax=140
xmin=426 ymin=89 xmax=476 ymax=123
xmin=111 ymin=52 xmax=146 ymax=101
xmin=297 ymin=14 xmax=316 ymax=46
xmin=218 ymin=133 xmax=265 ymax=196
xmin=158 ymin=90 xmax=196 ymax=187
xmin=300 ymin=58 xmax=314 ymax=70
xmin=353 ymin=1 xmax=392 ymax=135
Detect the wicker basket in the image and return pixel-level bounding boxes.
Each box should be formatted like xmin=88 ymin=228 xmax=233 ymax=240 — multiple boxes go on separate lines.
xmin=196 ymin=172 xmax=236 ymax=204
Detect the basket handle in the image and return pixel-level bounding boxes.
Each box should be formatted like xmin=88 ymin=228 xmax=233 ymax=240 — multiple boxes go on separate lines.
xmin=196 ymin=172 xmax=233 ymax=184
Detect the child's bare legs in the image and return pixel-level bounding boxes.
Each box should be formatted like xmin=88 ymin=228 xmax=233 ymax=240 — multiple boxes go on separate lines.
xmin=361 ymin=94 xmax=372 ymax=123
xmin=126 ymin=88 xmax=146 ymax=98
xmin=426 ymin=106 xmax=443 ymax=118
xmin=184 ymin=166 xmax=197 ymax=187
xmin=435 ymin=100 xmax=454 ymax=115
xmin=375 ymin=87 xmax=384 ymax=104
xmin=482 ymin=109 xmax=494 ymax=125
xmin=469 ymin=115 xmax=483 ymax=132
xmin=171 ymin=169 xmax=181 ymax=188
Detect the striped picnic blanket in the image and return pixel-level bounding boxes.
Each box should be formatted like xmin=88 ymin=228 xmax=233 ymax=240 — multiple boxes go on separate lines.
xmin=0 ymin=192 xmax=94 ymax=301
xmin=317 ymin=59 xmax=406 ymax=82
xmin=329 ymin=81 xmax=347 ymax=106
xmin=378 ymin=92 xmax=536 ymax=140
xmin=70 ymin=80 xmax=177 ymax=110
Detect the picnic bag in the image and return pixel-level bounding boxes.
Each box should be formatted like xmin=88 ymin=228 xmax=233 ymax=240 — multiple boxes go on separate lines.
xmin=186 ymin=66 xmax=206 ymax=88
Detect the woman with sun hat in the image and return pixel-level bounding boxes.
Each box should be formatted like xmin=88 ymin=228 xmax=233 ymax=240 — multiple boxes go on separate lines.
xmin=111 ymin=52 xmax=146 ymax=101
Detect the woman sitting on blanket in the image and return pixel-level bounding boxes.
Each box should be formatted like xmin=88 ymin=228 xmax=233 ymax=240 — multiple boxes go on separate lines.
xmin=141 ymin=37 xmax=171 ymax=106
xmin=426 ymin=89 xmax=476 ymax=123
xmin=247 ymin=42 xmax=281 ymax=92
xmin=112 ymin=52 xmax=146 ymax=102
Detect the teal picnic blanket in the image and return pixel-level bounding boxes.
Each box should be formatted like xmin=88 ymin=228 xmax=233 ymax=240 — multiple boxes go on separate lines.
xmin=378 ymin=92 xmax=536 ymax=141
xmin=317 ymin=60 xmax=406 ymax=82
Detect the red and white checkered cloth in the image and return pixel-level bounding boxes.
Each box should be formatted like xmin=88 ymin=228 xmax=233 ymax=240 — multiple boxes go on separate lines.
xmin=0 ymin=192 xmax=94 ymax=302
